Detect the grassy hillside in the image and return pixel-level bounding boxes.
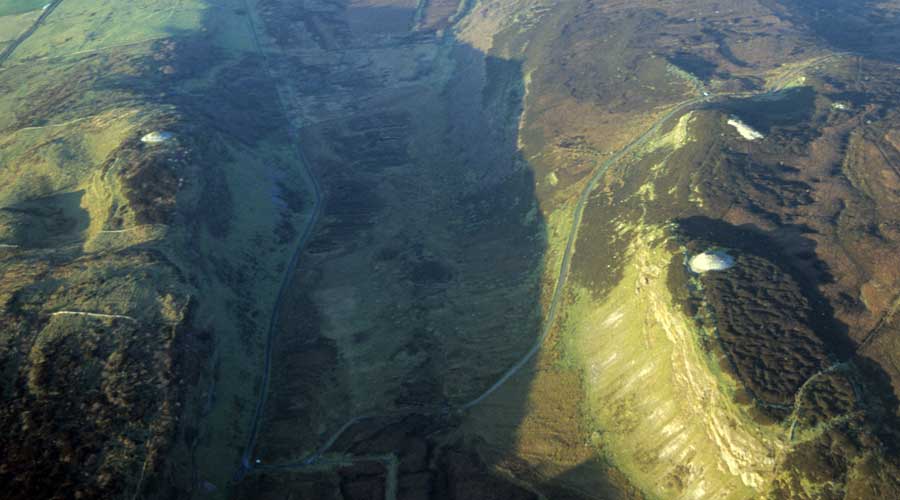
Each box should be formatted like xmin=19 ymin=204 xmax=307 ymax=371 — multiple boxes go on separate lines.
xmin=0 ymin=0 xmax=317 ymax=497
xmin=0 ymin=0 xmax=46 ymax=16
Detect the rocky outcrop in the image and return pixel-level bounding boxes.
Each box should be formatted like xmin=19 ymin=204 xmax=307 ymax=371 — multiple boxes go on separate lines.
xmin=568 ymin=228 xmax=783 ymax=499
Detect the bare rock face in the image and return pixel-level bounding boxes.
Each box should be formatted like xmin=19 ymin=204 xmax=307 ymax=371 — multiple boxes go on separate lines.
xmin=688 ymin=250 xmax=735 ymax=273
xmin=140 ymin=131 xmax=174 ymax=143
xmin=726 ymin=117 xmax=764 ymax=141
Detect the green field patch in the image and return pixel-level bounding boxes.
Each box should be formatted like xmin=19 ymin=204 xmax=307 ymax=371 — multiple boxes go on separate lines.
xmin=10 ymin=0 xmax=209 ymax=61
xmin=0 ymin=9 xmax=39 ymax=41
xmin=0 ymin=0 xmax=46 ymax=17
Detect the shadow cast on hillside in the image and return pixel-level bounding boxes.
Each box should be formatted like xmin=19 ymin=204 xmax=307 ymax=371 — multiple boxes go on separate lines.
xmin=207 ymin=3 xmax=622 ymax=499
xmin=766 ymin=0 xmax=900 ymax=63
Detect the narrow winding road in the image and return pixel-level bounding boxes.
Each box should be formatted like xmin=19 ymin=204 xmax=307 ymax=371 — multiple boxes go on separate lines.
xmin=233 ymin=0 xmax=325 ymax=480
xmin=0 ymin=0 xmax=64 ymax=67
xmin=461 ymin=94 xmax=709 ymax=410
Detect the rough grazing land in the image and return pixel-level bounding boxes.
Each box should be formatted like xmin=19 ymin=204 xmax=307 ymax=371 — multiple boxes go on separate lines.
xmin=4 ymin=0 xmax=900 ymax=499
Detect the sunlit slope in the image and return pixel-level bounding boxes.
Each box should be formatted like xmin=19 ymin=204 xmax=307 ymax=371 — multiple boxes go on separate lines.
xmin=456 ymin=1 xmax=900 ymax=499
xmin=8 ymin=0 xmax=207 ymax=60
xmin=0 ymin=0 xmax=316 ymax=498
xmin=557 ymin=81 xmax=900 ymax=498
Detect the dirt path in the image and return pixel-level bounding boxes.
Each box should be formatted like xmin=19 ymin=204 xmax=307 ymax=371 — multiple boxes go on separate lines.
xmin=51 ymin=310 xmax=137 ymax=322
